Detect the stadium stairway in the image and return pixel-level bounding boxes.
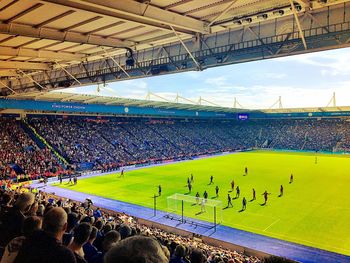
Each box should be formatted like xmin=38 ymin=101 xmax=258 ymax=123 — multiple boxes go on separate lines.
xmin=22 ymin=119 xmax=69 ymax=166
xmin=20 ymin=121 xmax=46 ymax=149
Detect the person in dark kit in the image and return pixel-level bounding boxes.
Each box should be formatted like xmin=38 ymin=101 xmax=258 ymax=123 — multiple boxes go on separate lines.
xmin=203 ymin=190 xmax=208 ymax=201
xmin=187 ymin=177 xmax=190 ymax=185
xmin=227 ymin=194 xmax=233 ymax=208
xmin=279 ymin=185 xmax=284 ymax=197
xmin=236 ymin=186 xmax=240 ymax=198
xmin=242 ymin=197 xmax=247 ymax=210
xmin=58 ymin=174 xmax=62 ymax=184
xmin=68 ymin=174 xmax=72 ymax=184
xmin=195 ymin=192 xmax=200 ymax=204
xmin=209 ymin=175 xmax=214 ymax=185
xmin=289 ymin=174 xmax=294 ymax=184
xmin=215 ymin=186 xmax=219 ymax=197
xmin=244 ymin=167 xmax=248 ymax=176
xmin=190 ymin=174 xmax=194 ymax=183
xmin=262 ymin=190 xmax=271 ymax=205
xmin=231 ymin=180 xmax=234 ymax=191
xmin=188 ymin=182 xmax=192 ymax=193
xmin=120 ymin=169 xmax=124 ymax=178
xmin=73 ymin=175 xmax=77 ymax=185
xmin=315 ymin=156 xmax=318 ymax=164
xmin=158 ymin=185 xmax=162 ymax=196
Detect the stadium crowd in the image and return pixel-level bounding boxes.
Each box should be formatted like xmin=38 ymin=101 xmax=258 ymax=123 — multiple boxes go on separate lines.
xmin=0 ymin=120 xmax=63 ymax=181
xmin=0 ymin=188 xmax=263 ymax=263
xmin=28 ymin=117 xmax=350 ymax=170
xmin=1 ymin=117 xmax=350 ymax=177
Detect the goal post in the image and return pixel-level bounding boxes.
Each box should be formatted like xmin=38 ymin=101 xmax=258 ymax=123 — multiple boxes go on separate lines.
xmin=166 ymin=193 xmax=222 ymax=229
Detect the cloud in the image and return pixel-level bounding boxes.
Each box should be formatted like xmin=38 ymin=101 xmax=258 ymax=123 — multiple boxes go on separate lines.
xmin=264 ymin=73 xmax=287 ymax=79
xmin=278 ymin=49 xmax=350 ymax=76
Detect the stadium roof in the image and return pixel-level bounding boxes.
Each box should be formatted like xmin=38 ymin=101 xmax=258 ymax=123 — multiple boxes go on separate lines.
xmin=4 ymin=91 xmax=350 ymax=114
xmin=5 ymin=91 xmax=245 ymax=112
xmin=1 ymin=0 xmax=349 ymax=95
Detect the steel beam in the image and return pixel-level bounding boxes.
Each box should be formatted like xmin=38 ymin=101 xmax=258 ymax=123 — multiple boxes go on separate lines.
xmin=0 ymin=22 xmax=134 ymax=48
xmin=289 ymin=0 xmax=307 ymax=49
xmin=40 ymin=0 xmax=209 ymax=34
xmin=0 ymin=46 xmax=86 ymax=60
xmin=0 ymin=61 xmax=50 ymax=70
xmin=0 ymin=70 xmax=18 ymax=77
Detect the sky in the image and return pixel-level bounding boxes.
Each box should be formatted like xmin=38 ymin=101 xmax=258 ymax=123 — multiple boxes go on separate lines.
xmin=55 ymin=47 xmax=350 ymax=109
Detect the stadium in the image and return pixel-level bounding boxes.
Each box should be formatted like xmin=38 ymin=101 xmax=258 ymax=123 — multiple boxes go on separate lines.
xmin=0 ymin=0 xmax=350 ymax=263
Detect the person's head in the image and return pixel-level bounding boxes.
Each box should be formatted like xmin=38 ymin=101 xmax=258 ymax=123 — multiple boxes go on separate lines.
xmin=119 ymin=224 xmax=131 ymax=240
xmin=22 ymin=216 xmax=42 ymax=237
xmin=73 ymin=222 xmax=92 ymax=247
xmin=190 ymin=249 xmax=207 ymax=263
xmin=14 ymin=192 xmax=35 ymax=213
xmin=67 ymin=212 xmax=79 ymax=232
xmin=1 ymin=191 xmax=13 ymax=205
xmin=102 ymin=230 xmax=121 ymax=252
xmin=36 ymin=204 xmax=45 ymax=217
xmin=42 ymin=207 xmax=67 ymax=240
xmin=94 ymin=220 xmax=103 ymax=230
xmin=104 ymin=236 xmax=168 ymax=263
xmin=88 ymin=226 xmax=98 ymax=243
xmin=174 ymin=244 xmax=186 ymax=258
xmin=102 ymin=223 xmax=112 ymax=234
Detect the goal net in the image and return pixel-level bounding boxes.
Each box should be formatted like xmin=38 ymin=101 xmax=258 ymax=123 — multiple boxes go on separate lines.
xmin=166 ymin=193 xmax=222 ymax=227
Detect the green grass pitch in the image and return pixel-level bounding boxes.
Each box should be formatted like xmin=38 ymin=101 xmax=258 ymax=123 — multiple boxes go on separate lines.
xmin=53 ymin=151 xmax=350 ymax=255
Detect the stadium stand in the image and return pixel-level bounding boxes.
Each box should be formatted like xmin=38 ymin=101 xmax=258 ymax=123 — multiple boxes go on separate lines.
xmin=27 ymin=117 xmax=350 ymax=171
xmin=0 ymin=189 xmax=262 ymax=263
xmin=0 ymin=119 xmax=63 ymax=181
xmin=1 ymin=117 xmax=349 ymax=179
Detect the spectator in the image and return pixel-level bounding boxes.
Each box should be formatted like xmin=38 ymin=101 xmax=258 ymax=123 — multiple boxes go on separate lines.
xmin=68 ymin=223 xmax=92 ymax=263
xmin=13 ymin=207 xmax=76 ymax=263
xmin=83 ymin=226 xmax=98 ymax=263
xmin=104 ymin=236 xmax=168 ymax=263
xmin=63 ymin=212 xmax=79 ymax=246
xmin=190 ymin=249 xmax=207 ymax=263
xmin=91 ymin=230 xmax=120 ymax=263
xmin=1 ymin=216 xmax=42 ymax=263
xmin=170 ymin=244 xmax=187 ymax=263
xmin=0 ymin=192 xmax=35 ymax=246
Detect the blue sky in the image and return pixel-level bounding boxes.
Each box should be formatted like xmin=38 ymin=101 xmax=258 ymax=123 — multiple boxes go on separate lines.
xmin=57 ymin=47 xmax=350 ymax=109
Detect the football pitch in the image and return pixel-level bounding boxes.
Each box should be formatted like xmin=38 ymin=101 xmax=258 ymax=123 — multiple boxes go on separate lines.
xmin=54 ymin=151 xmax=350 ymax=255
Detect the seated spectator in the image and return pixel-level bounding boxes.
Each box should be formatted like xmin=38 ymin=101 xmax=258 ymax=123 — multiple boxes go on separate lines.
xmin=13 ymin=207 xmax=76 ymax=263
xmin=190 ymin=249 xmax=207 ymax=263
xmin=1 ymin=216 xmax=42 ymax=263
xmin=170 ymin=244 xmax=187 ymax=263
xmin=118 ymin=224 xmax=131 ymax=240
xmin=0 ymin=193 xmax=35 ymax=247
xmin=68 ymin=223 xmax=92 ymax=263
xmin=91 ymin=230 xmax=120 ymax=263
xmin=83 ymin=226 xmax=98 ymax=263
xmin=63 ymin=212 xmax=79 ymax=246
xmin=104 ymin=236 xmax=168 ymax=263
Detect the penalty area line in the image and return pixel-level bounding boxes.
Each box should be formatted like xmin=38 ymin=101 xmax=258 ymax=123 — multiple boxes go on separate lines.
xmin=263 ymin=218 xmax=280 ymax=232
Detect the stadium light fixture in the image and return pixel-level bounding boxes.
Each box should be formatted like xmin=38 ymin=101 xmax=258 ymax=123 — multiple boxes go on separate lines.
xmin=257 ymin=14 xmax=268 ymax=20
xmin=273 ymin=10 xmax=285 ymax=16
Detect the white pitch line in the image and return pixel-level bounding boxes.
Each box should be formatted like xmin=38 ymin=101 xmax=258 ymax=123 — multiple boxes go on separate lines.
xmin=263 ymin=218 xmax=280 ymax=232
